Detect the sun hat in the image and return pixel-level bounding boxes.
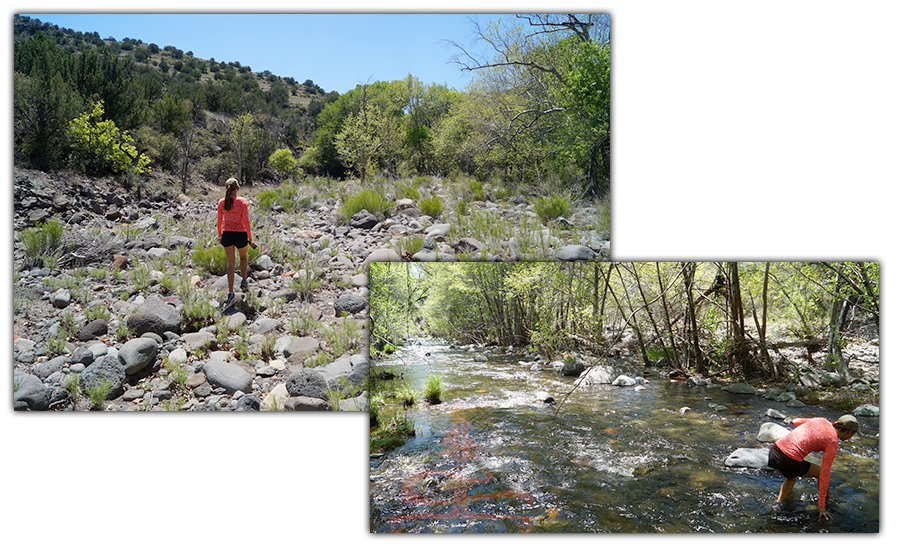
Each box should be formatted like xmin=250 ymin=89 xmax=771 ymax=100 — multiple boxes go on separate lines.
xmin=836 ymin=414 xmax=859 ymax=432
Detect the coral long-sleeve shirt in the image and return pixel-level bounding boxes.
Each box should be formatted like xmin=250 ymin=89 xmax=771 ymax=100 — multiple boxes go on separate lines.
xmin=774 ymin=417 xmax=840 ymax=507
xmin=217 ymin=196 xmax=252 ymax=242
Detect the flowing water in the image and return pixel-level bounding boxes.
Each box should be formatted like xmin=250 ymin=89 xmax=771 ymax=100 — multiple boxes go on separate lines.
xmin=369 ymin=340 xmax=879 ymax=533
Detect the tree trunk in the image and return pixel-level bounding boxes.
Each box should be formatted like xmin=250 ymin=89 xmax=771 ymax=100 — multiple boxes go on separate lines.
xmin=681 ymin=262 xmax=705 ymax=375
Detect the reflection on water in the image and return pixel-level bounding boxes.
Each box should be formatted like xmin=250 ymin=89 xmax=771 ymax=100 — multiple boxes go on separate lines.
xmin=370 ymin=340 xmax=879 ymax=533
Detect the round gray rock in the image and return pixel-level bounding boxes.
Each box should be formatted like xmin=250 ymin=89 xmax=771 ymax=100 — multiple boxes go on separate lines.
xmin=334 ymin=293 xmax=367 ymax=315
xmin=203 ymin=359 xmax=253 ymax=394
xmin=118 ymin=337 xmax=159 ymax=376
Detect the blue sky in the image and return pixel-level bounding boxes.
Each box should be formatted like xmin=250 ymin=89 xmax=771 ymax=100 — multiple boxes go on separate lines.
xmin=18 ymin=12 xmax=505 ymax=94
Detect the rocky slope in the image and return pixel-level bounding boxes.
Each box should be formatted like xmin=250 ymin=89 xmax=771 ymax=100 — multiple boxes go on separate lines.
xmin=12 ymin=168 xmax=610 ymax=411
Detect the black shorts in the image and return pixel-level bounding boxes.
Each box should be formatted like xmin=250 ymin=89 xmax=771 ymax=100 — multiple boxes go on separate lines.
xmin=768 ymin=444 xmax=811 ymax=479
xmin=221 ymin=231 xmax=249 ymax=248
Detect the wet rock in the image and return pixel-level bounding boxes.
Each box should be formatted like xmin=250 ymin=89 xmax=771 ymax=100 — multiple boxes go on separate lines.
xmin=536 ymin=391 xmax=554 ymax=403
xmin=722 ymin=383 xmax=758 ymax=395
xmin=559 ymin=360 xmax=586 ymax=377
xmin=687 ymin=376 xmax=708 ymax=386
xmin=766 ymin=408 xmax=788 ymax=419
xmin=474 ymin=354 xmax=488 ymax=362
xmin=724 ymin=448 xmax=773 ymax=470
xmin=853 ymin=405 xmax=879 ymax=417
xmin=578 ymin=365 xmax=618 ymax=385
xmin=612 ymin=375 xmax=636 ymax=387
xmin=757 ymin=422 xmax=790 ymax=443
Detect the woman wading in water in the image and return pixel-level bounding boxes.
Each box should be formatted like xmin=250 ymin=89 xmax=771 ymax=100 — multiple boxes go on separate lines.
xmin=217 ymin=178 xmax=256 ymax=305
xmin=768 ymin=414 xmax=858 ymax=520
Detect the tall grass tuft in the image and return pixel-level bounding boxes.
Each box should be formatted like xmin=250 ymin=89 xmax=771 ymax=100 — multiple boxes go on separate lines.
xmin=21 ymin=218 xmax=65 ymax=260
xmin=339 ymin=189 xmax=393 ymax=221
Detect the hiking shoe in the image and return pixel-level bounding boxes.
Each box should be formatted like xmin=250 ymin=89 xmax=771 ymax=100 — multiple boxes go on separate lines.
xmin=240 ymin=279 xmax=249 ymax=292
xmin=221 ymin=292 xmax=235 ymax=308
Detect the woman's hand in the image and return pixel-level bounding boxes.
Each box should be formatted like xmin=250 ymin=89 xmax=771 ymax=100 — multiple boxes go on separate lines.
xmin=818 ymin=506 xmax=832 ymax=520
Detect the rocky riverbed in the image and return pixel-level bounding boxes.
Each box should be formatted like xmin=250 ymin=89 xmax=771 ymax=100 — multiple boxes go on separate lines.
xmin=12 ymin=168 xmax=610 ymax=411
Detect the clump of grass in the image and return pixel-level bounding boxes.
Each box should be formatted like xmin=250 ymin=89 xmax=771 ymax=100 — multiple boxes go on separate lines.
xmin=339 ymin=189 xmax=393 ymax=221
xmin=192 ymin=244 xmax=261 ymax=275
xmin=533 ymin=193 xmax=574 ymax=224
xmin=370 ymin=411 xmax=416 ymax=452
xmin=20 ymin=218 xmax=65 ymax=260
xmin=84 ymin=378 xmax=113 ymax=410
xmin=256 ymin=184 xmax=312 ymax=212
xmin=423 ymin=375 xmax=443 ymax=404
xmin=393 ymin=235 xmax=424 ymax=257
xmin=396 ymin=385 xmax=418 ymax=407
xmin=418 ymin=196 xmax=444 ymax=218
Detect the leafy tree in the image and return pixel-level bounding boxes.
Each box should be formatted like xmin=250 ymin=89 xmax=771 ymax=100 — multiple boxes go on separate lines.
xmin=68 ymin=100 xmax=151 ymax=176
xmin=269 ymin=147 xmax=299 ymax=180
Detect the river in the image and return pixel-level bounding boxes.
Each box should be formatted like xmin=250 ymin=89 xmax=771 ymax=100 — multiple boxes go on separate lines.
xmin=369 ymin=339 xmax=879 ymax=533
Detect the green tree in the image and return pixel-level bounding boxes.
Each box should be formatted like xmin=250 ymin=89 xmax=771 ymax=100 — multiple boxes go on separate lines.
xmin=269 ymin=147 xmax=299 ymax=181
xmin=68 ymin=100 xmax=151 ymax=176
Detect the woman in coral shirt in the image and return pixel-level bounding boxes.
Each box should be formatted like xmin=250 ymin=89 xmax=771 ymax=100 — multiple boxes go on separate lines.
xmin=768 ymin=414 xmax=858 ymax=520
xmin=217 ymin=178 xmax=256 ymax=304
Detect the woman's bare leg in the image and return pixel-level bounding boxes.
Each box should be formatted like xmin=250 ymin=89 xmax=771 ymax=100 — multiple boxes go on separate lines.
xmin=225 ymin=245 xmax=236 ymax=293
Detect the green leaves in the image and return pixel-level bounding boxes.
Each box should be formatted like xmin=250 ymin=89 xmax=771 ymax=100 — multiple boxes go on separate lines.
xmin=68 ymin=100 xmax=151 ymax=175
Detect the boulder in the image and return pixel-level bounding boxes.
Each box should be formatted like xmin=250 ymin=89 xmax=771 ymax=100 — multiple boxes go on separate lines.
xmin=724 ymin=448 xmax=773 ymax=470
xmin=117 ymin=337 xmax=159 ymax=376
xmin=126 ymin=312 xmax=167 ymax=336
xmin=13 ymin=371 xmax=50 ymax=411
xmin=853 ymin=405 xmax=879 ymax=417
xmin=286 ymin=368 xmax=329 ymax=400
xmin=555 ymin=245 xmax=596 ymax=261
xmin=138 ymin=296 xmax=182 ymax=332
xmin=765 ymin=408 xmax=788 ymax=419
xmin=349 ymin=209 xmax=379 ymax=229
xmin=51 ymin=289 xmax=72 ymax=308
xmin=559 ymin=360 xmax=586 ymax=377
xmin=284 ymin=397 xmax=330 ymax=411
xmin=78 ymin=318 xmax=109 ymax=342
xmin=757 ymin=422 xmax=791 ymax=443
xmin=285 ymin=336 xmax=319 ymax=360
xmin=334 ymin=293 xmax=367 ymax=315
xmin=687 ymin=376 xmax=708 ymax=387
xmin=80 ymin=355 xmax=126 ymax=400
xmin=611 ymin=375 xmax=637 ymax=387
xmin=722 ymin=382 xmax=758 ymax=395
xmin=578 ymin=365 xmax=618 ymax=385
xmin=312 ymin=354 xmax=369 ymax=393
xmin=203 ymin=359 xmax=253 ymax=394
xmin=363 ymin=248 xmax=402 ymax=267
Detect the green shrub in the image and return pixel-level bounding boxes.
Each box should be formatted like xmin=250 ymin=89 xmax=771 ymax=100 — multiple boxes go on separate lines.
xmin=533 ymin=194 xmax=574 ymax=224
xmin=191 ymin=244 xmax=261 ymax=275
xmin=20 ymin=218 xmax=65 ymax=259
xmin=339 ymin=189 xmax=393 ymax=221
xmin=418 ymin=196 xmax=444 ymax=218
